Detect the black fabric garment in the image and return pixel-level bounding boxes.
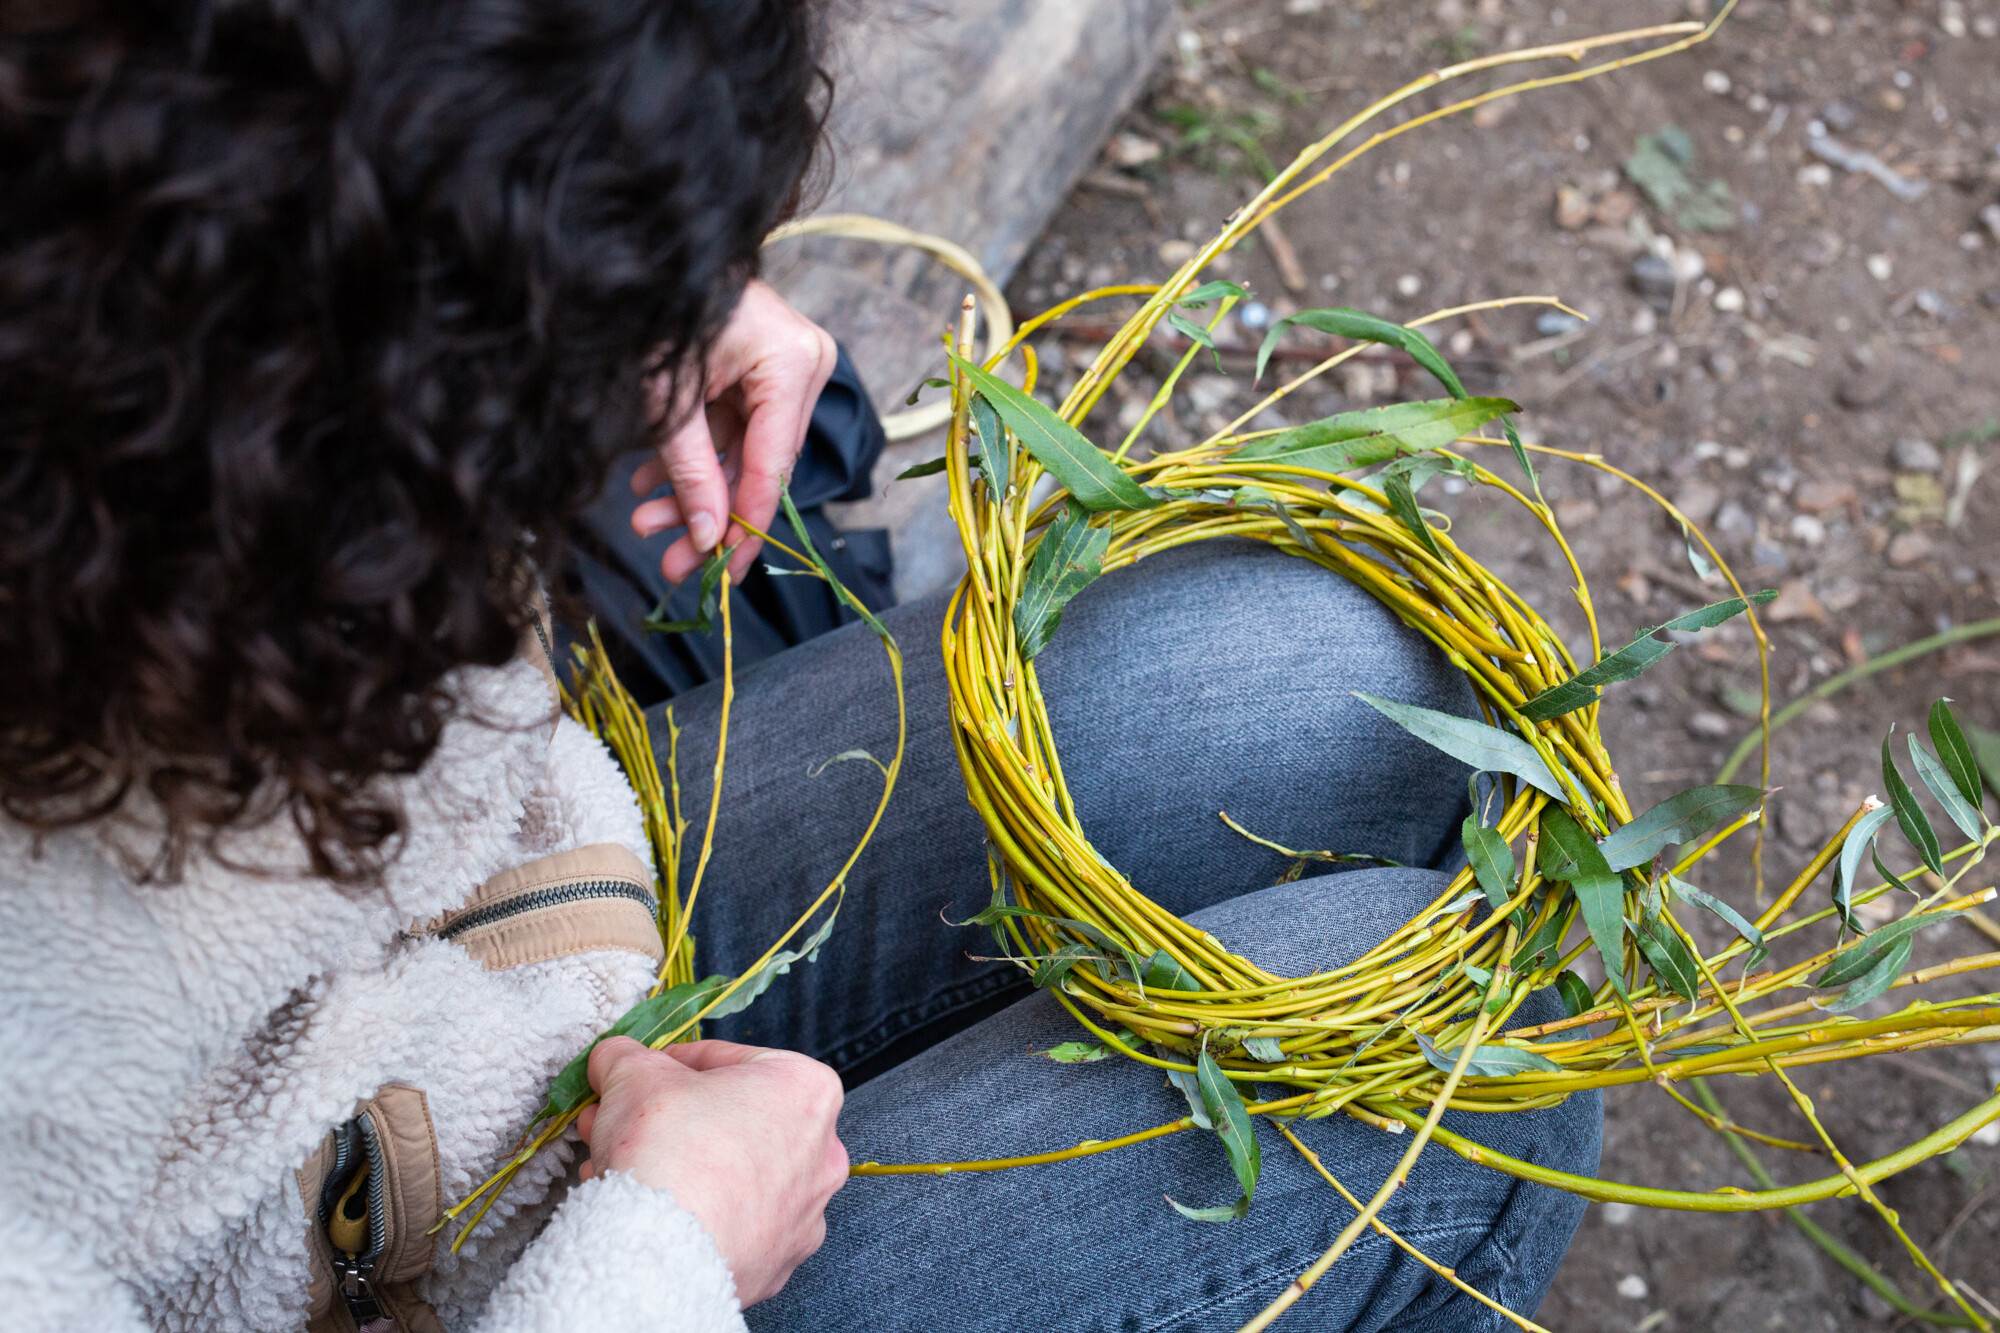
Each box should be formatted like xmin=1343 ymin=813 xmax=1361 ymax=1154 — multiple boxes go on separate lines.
xmin=562 ymin=344 xmax=895 ymax=706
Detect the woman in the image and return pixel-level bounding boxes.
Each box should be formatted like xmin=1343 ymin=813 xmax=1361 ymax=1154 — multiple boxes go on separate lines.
xmin=0 ymin=2 xmax=1598 ymax=1329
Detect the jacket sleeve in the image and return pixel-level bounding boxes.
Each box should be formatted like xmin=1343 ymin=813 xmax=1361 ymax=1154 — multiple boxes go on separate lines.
xmin=470 ymin=1171 xmax=746 ymax=1333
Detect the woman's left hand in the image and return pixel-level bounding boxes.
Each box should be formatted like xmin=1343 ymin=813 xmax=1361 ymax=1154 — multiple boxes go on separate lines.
xmin=631 ymin=279 xmax=837 ymax=585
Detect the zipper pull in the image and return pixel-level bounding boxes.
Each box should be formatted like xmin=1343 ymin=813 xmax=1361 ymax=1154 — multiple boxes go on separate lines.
xmin=327 ymin=1153 xmax=384 ymax=1323
xmin=329 ymin=1158 xmax=371 ymax=1255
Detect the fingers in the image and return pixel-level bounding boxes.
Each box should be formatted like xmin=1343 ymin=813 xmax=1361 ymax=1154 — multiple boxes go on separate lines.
xmin=662 ymin=1038 xmax=786 ymax=1072
xmin=631 ymin=282 xmax=836 ymax=587
xmin=723 ymin=326 xmax=835 ymax=583
xmin=585 ymin=1034 xmax=654 ymax=1094
xmin=651 ymin=407 xmax=733 ymax=584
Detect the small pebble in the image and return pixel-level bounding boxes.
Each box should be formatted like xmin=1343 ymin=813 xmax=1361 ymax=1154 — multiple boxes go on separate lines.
xmin=1713 ymin=285 xmax=1745 ymax=312
xmin=1630 ymin=253 xmax=1677 ymax=299
xmin=1887 ymin=532 xmax=1934 ymax=566
xmin=1395 ymin=274 xmax=1423 ymax=297
xmin=1751 ymin=539 xmax=1789 ymax=569
xmin=1820 ymin=100 xmax=1857 ymax=132
xmin=1535 ymin=310 xmax=1586 ymax=337
xmin=1106 ymin=132 xmax=1163 ymax=168
xmin=1674 ymin=481 xmax=1721 ymax=524
xmin=1865 ymin=253 xmax=1894 ymax=281
xmin=1238 ymin=301 xmax=1272 ymax=330
xmin=1617 ymin=1275 xmax=1651 ymax=1301
xmin=1689 ymin=711 xmax=1735 ymax=738
xmin=1702 ymin=69 xmax=1732 ymax=94
xmin=1788 ymin=514 xmax=1827 ymax=546
xmin=1835 ymin=366 xmax=1896 ymax=409
xmin=1714 ymin=500 xmax=1754 ymax=536
xmin=1893 ymin=437 xmax=1943 ymax=472
xmin=1797 ymin=163 xmax=1834 ymax=187
xmin=1602 ymin=1201 xmax=1637 ymax=1225
xmin=1766 ymin=578 xmax=1826 ymax=622
xmin=1631 ymin=306 xmax=1659 ymax=335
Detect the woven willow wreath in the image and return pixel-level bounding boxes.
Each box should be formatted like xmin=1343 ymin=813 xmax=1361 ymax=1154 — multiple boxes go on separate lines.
xmin=901 ymin=13 xmax=2000 ymax=1324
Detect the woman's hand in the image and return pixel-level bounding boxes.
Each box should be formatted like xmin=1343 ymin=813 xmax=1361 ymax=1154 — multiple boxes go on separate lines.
xmin=577 ymin=1036 xmax=848 ymax=1306
xmin=632 ymin=279 xmax=838 ymax=585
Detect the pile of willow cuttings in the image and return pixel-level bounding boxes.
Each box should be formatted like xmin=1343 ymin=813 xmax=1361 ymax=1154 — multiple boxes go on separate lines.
xmin=441 ymin=7 xmax=2000 ymax=1330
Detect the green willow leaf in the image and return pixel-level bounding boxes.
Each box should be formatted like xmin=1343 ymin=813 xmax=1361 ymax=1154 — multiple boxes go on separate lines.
xmin=1510 ymin=909 xmax=1565 ymax=971
xmin=1882 ymin=731 xmax=1944 ymax=877
xmin=642 ymin=543 xmax=740 ymax=636
xmin=1461 ymin=816 xmax=1516 ymax=911
xmin=1165 ymin=1063 xmax=1214 ymax=1129
xmin=1633 ymin=917 xmax=1701 ymax=1004
xmin=1519 ymin=593 xmax=1777 ymax=722
xmin=894 ymin=454 xmax=954 ymax=480
xmin=1813 ymin=911 xmax=1962 ymax=987
xmin=1909 ymin=734 xmax=1984 ymax=844
xmin=960 ymin=903 xmax=1138 ymax=965
xmin=1928 ymin=699 xmax=1984 ymax=813
xmin=1682 ymin=523 xmax=1717 ymax=581
xmin=1041 ymin=1031 xmax=1141 ymax=1063
xmin=1415 ymin=1032 xmax=1563 ymax=1077
xmin=1826 ymin=936 xmax=1913 ymax=1013
xmin=1230 ymin=485 xmax=1321 ymax=554
xmin=948 ymin=353 xmax=1157 ymax=512
xmin=1167 ymin=312 xmax=1225 ymax=371
xmin=1252 ymin=307 xmax=1540 ymax=487
xmin=1598 ymin=785 xmax=1763 ymax=871
xmin=1539 ymin=807 xmax=1628 ymax=998
xmin=1243 ymin=1036 xmax=1287 ymax=1062
xmin=1197 ymin=1048 xmax=1261 ymax=1204
xmin=904 ymin=376 xmax=951 ymax=405
xmin=970 ymin=393 xmax=1009 ymax=503
xmin=1382 ymin=469 xmax=1445 ymax=560
xmin=1833 ymin=804 xmax=1897 ymax=930
xmin=1175 ymin=279 xmax=1252 ymax=308
xmin=1234 ymin=397 xmax=1517 ymax=476
xmin=1555 ymin=970 xmax=1593 ymax=1018
xmin=1872 ymin=849 xmax=1917 ymax=900
xmin=778 ymin=487 xmax=892 ymax=641
xmin=1354 ymin=693 xmax=1568 ymax=801
xmin=539 ymin=976 xmax=729 ymax=1121
xmin=1669 ymin=875 xmax=1764 ymax=952
xmin=1031 ymin=942 xmax=1097 ymax=990
xmin=1254 ymin=307 xmax=1466 ymax=393
xmin=1142 ymin=949 xmax=1202 ymax=993
xmin=1012 ymin=504 xmax=1111 ymax=660
xmin=1166 ymin=1195 xmax=1251 ymax=1223
xmin=707 ymin=904 xmax=842 ymax=1020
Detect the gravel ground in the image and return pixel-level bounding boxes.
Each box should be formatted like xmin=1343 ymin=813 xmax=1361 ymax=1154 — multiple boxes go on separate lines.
xmin=836 ymin=0 xmax=2000 ymax=1326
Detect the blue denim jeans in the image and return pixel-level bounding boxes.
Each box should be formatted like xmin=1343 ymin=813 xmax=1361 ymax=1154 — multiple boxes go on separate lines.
xmin=655 ymin=539 xmax=1601 ymax=1331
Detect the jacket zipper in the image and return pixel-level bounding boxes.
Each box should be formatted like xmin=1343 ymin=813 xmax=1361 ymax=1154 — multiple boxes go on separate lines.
xmin=319 ymin=1114 xmax=388 ymax=1326
xmin=433 ymin=878 xmax=655 ymax=941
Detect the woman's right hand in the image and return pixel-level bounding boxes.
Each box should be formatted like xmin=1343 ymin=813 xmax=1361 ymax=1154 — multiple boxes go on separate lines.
xmin=578 ymin=1037 xmax=848 ymax=1305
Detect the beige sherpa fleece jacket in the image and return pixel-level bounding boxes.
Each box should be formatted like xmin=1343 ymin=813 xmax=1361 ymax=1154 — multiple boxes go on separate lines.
xmin=0 ymin=650 xmax=747 ymax=1333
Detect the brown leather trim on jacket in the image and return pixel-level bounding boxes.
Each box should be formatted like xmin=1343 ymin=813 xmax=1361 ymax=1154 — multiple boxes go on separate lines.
xmin=429 ymin=843 xmax=664 ymax=971
xmin=298 ymin=1086 xmax=444 ymax=1333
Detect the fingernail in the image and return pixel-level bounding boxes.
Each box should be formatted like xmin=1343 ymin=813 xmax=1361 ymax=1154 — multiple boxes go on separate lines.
xmin=688 ymin=512 xmax=718 ymax=551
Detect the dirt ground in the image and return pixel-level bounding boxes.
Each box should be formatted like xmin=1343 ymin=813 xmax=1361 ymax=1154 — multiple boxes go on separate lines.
xmin=847 ymin=0 xmax=2000 ymax=1327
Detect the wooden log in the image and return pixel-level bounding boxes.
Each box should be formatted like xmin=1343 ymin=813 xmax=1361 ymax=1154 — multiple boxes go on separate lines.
xmin=766 ymin=0 xmax=1174 ymax=412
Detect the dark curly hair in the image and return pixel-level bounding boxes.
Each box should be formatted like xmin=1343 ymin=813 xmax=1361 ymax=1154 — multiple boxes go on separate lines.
xmin=0 ymin=0 xmax=827 ymax=878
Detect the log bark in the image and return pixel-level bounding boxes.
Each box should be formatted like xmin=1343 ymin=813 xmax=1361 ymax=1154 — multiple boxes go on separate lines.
xmin=766 ymin=0 xmax=1175 ymax=411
